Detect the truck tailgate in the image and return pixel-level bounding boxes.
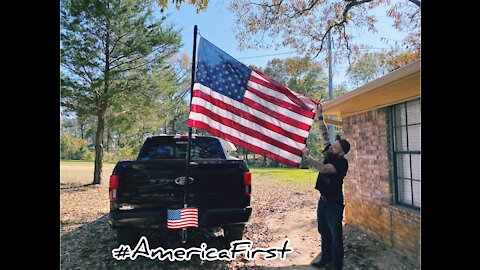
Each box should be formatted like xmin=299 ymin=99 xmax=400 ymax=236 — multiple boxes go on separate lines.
xmin=114 ymin=160 xmax=249 ymax=209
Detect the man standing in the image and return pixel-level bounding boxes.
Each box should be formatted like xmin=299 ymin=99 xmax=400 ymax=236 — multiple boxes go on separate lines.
xmin=302 ymin=103 xmax=350 ymax=270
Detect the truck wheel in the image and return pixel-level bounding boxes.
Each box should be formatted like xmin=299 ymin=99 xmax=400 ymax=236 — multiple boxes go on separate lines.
xmin=223 ymin=224 xmax=246 ymax=243
xmin=116 ymin=228 xmax=140 ymax=246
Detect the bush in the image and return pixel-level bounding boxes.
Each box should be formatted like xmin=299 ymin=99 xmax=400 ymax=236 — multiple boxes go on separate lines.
xmin=60 ymin=133 xmax=93 ymax=160
xmin=103 ymin=146 xmax=136 ymax=163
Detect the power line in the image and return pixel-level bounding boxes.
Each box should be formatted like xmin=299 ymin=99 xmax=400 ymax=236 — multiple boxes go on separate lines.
xmin=235 ymin=47 xmax=392 ymax=60
xmin=236 ymin=51 xmax=296 ymax=59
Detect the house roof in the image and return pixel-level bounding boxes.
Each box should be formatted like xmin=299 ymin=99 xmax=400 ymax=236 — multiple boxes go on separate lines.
xmin=322 ymin=60 xmax=420 ymax=120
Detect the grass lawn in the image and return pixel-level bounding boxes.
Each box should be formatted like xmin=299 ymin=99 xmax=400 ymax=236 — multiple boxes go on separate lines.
xmin=60 ymin=160 xmax=117 ymax=186
xmin=249 ymin=167 xmax=318 ymax=190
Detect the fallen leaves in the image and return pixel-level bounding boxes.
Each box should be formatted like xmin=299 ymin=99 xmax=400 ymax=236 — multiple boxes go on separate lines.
xmin=60 ymin=174 xmax=419 ymax=269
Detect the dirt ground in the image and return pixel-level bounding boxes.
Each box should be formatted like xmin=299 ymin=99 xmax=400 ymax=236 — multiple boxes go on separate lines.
xmin=60 ymin=181 xmax=420 ymax=269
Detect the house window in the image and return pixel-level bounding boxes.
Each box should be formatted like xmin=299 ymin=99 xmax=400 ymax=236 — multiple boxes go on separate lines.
xmin=391 ymin=99 xmax=421 ymax=209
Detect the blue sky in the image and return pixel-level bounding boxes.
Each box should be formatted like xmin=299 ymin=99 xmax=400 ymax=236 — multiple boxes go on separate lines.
xmin=159 ymin=1 xmax=408 ymax=90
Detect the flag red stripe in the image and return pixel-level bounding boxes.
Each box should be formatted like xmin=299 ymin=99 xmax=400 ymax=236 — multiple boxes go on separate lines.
xmin=167 ymin=223 xmax=198 ymax=226
xmin=194 ymin=88 xmax=310 ymax=131
xmin=242 ymin=97 xmax=311 ymax=131
xmin=188 ymin=120 xmax=300 ymax=167
xmin=191 ymin=105 xmax=303 ymax=156
xmin=249 ymin=75 xmax=312 ymax=112
xmin=168 ymin=220 xmax=198 ymax=224
xmin=167 ymin=224 xmax=198 ymax=228
xmin=250 ymin=71 xmax=310 ymax=110
xmin=192 ymin=90 xmax=307 ymax=143
xmin=168 ymin=219 xmax=198 ymax=223
xmin=167 ymin=224 xmax=198 ymax=230
xmin=246 ymin=85 xmax=314 ymax=118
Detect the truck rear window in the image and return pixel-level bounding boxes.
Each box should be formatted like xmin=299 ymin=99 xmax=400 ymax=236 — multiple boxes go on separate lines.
xmin=137 ymin=137 xmax=226 ymax=160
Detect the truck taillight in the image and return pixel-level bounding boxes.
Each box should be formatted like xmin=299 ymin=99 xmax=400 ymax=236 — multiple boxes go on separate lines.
xmin=244 ymin=172 xmax=252 ymax=196
xmin=109 ymin=175 xmax=119 ymax=202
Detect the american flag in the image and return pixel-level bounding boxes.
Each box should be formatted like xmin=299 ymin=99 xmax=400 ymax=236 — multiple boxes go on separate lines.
xmin=188 ymin=37 xmax=317 ymax=167
xmin=167 ymin=208 xmax=198 ymax=230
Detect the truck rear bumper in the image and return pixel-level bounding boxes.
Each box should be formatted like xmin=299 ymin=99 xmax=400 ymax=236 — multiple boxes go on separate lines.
xmin=108 ymin=206 xmax=252 ymax=229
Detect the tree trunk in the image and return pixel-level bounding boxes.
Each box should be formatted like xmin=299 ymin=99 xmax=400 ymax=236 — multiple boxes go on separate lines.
xmin=93 ymin=111 xmax=106 ymax=185
xmin=106 ymin=130 xmax=111 ymax=151
xmin=107 ymin=130 xmax=116 ymax=152
xmin=80 ymin=122 xmax=85 ymax=139
xmin=93 ymin=10 xmax=110 ymax=185
xmin=172 ymin=118 xmax=176 ymax=134
xmin=263 ymin=156 xmax=267 ymax=167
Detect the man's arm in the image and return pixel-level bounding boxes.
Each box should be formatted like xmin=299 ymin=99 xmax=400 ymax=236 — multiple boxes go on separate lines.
xmin=302 ymin=148 xmax=337 ymax=174
xmin=315 ymin=103 xmax=330 ymax=147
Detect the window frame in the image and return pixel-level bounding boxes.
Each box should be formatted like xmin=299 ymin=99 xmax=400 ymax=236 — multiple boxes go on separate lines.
xmin=390 ymin=99 xmax=421 ymax=210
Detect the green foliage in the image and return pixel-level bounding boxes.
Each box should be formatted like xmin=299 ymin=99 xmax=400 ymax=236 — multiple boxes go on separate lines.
xmin=347 ymin=52 xmax=387 ymax=87
xmin=61 ymin=0 xmax=183 ymax=183
xmin=262 ymin=57 xmax=327 ymax=101
xmin=103 ymin=145 xmax=138 ymax=163
xmin=60 ymin=133 xmax=93 ymax=160
xmin=347 ymin=48 xmax=420 ymax=88
xmin=157 ymin=0 xmax=209 ymax=13
xmin=61 ymin=0 xmax=182 ymax=118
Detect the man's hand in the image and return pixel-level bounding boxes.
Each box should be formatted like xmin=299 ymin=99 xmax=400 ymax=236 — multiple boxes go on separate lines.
xmin=302 ymin=147 xmax=310 ymax=157
xmin=314 ymin=103 xmax=323 ymax=118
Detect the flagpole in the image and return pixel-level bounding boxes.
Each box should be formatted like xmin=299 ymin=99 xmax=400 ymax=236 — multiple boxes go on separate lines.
xmin=182 ymin=25 xmax=198 ymax=244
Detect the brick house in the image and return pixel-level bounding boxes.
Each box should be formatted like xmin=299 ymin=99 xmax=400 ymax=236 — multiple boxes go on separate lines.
xmin=323 ymin=60 xmax=420 ymax=261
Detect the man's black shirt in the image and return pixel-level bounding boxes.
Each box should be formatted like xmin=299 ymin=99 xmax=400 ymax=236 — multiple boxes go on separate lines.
xmin=315 ymin=154 xmax=349 ymax=202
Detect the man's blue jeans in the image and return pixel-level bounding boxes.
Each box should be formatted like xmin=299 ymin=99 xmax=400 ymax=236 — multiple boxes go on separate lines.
xmin=317 ymin=198 xmax=345 ymax=269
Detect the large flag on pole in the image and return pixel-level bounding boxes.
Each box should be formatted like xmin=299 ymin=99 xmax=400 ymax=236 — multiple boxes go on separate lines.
xmin=188 ymin=37 xmax=317 ymax=167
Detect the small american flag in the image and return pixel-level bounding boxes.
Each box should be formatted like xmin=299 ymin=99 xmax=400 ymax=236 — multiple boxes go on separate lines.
xmin=167 ymin=208 xmax=198 ymax=230
xmin=188 ymin=37 xmax=317 ymax=167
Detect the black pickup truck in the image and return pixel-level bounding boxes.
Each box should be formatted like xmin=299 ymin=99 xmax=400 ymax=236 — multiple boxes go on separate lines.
xmin=108 ymin=134 xmax=252 ymax=244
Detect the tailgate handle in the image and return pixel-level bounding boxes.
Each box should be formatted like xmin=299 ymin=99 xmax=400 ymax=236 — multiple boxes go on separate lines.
xmin=174 ymin=176 xmax=195 ymax=185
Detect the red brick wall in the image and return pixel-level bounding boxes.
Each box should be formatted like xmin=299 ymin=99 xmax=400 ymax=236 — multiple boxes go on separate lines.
xmin=342 ymin=107 xmax=420 ymax=261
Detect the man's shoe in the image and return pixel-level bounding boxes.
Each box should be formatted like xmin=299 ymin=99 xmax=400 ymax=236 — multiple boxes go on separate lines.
xmin=311 ymin=258 xmax=330 ymax=268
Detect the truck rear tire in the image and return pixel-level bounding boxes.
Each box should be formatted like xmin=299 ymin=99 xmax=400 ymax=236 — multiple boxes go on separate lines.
xmin=223 ymin=224 xmax=246 ymax=243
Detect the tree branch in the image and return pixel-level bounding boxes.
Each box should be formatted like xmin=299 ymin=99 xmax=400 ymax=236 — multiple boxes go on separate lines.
xmin=408 ymin=0 xmax=420 ymax=7
xmin=111 ymin=43 xmax=171 ymax=70
xmin=110 ymin=53 xmax=145 ymax=70
xmin=288 ymin=0 xmax=321 ymax=19
xmin=109 ymin=32 xmax=130 ymax=56
xmin=110 ymin=110 xmax=132 ymax=118
xmin=343 ymin=0 xmax=373 ymax=19
xmin=61 ymin=63 xmax=92 ymax=85
xmin=312 ymin=0 xmax=373 ymax=59
xmin=249 ymin=0 xmax=283 ymax=9
xmin=312 ymin=20 xmax=343 ymax=59
xmin=81 ymin=66 xmax=94 ymax=83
